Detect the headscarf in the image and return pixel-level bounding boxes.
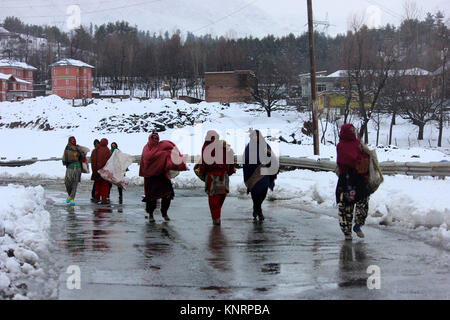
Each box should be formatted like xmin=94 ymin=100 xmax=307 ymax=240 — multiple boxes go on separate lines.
xmin=199 ymin=130 xmax=234 ymax=175
xmin=69 ymin=136 xmax=76 ymax=146
xmin=111 ymin=142 xmax=118 ymax=153
xmin=336 ymin=124 xmax=363 ymax=174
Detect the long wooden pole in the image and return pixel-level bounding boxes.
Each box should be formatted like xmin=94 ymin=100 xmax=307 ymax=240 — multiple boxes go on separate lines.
xmin=307 ymin=0 xmax=320 ymax=155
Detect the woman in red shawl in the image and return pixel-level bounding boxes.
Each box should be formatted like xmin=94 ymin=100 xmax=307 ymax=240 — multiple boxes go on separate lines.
xmin=139 ymin=131 xmax=187 ymax=222
xmin=336 ymin=124 xmax=370 ymax=240
xmin=199 ymin=130 xmax=236 ymax=226
xmin=91 ymin=138 xmax=112 ymax=204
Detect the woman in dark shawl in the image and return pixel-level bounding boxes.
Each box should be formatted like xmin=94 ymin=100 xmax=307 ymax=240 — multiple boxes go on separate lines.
xmin=243 ymin=130 xmax=279 ymax=221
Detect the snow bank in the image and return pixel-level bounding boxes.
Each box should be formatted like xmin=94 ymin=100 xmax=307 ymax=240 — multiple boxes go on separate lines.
xmin=0 ymin=185 xmax=55 ymax=299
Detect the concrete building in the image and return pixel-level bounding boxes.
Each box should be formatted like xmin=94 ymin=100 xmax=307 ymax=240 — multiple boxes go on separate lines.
xmin=50 ymin=58 xmax=94 ymax=99
xmin=204 ymin=70 xmax=257 ymax=103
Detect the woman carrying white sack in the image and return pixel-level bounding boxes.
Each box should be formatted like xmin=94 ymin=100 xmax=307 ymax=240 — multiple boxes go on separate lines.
xmin=98 ymin=144 xmax=134 ymax=204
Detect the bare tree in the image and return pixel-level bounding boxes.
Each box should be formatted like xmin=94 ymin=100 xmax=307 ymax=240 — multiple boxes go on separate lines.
xmin=252 ymin=55 xmax=292 ymax=117
xmin=398 ymin=70 xmax=438 ymax=140
xmin=344 ymin=25 xmax=397 ymax=143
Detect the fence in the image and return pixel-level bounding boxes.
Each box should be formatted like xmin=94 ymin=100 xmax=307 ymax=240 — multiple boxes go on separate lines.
xmin=1 ymin=155 xmax=450 ymax=177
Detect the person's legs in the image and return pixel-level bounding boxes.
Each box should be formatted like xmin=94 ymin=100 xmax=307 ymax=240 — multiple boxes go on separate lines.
xmin=64 ymin=170 xmax=72 ymax=202
xmin=160 ymin=197 xmax=172 ymax=221
xmin=353 ymin=197 xmax=369 ymax=238
xmin=208 ymin=194 xmax=224 ymax=225
xmin=338 ymin=202 xmax=355 ymax=239
xmin=118 ymin=186 xmax=123 ymax=203
xmin=95 ymin=179 xmax=110 ymax=203
xmin=91 ymin=181 xmax=96 ymax=200
xmin=251 ymin=188 xmax=268 ymax=221
xmin=146 ymin=199 xmax=157 ymax=222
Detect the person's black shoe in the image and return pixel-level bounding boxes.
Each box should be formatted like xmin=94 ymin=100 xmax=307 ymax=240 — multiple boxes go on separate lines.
xmin=258 ymin=213 xmax=265 ymax=221
xmin=162 ymin=214 xmax=170 ymax=221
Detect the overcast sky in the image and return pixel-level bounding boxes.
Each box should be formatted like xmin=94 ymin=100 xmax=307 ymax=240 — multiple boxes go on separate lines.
xmin=1 ymin=0 xmax=448 ymax=37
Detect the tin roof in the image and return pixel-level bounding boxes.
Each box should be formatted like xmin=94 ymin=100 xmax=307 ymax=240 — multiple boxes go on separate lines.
xmin=0 ymin=59 xmax=37 ymax=70
xmin=50 ymin=58 xmax=94 ymax=68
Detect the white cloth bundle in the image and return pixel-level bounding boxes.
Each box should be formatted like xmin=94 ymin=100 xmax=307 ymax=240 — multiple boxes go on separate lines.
xmin=98 ymin=149 xmax=134 ymax=189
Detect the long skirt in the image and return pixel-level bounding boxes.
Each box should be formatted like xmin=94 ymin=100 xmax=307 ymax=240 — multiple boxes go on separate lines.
xmin=143 ymin=175 xmax=174 ymax=214
xmin=94 ymin=177 xmax=110 ymax=202
xmin=65 ymin=167 xmax=81 ymax=199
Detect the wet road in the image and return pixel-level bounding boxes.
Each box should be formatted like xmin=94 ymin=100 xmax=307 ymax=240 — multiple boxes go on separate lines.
xmin=34 ymin=181 xmax=449 ymax=300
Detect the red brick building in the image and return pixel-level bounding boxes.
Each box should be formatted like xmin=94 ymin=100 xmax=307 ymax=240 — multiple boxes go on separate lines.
xmin=0 ymin=59 xmax=36 ymax=101
xmin=50 ymin=58 xmax=94 ymax=99
xmin=204 ymin=70 xmax=257 ymax=103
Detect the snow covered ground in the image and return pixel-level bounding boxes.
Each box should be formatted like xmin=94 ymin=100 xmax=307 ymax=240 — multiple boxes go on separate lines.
xmin=0 ymin=95 xmax=449 ymax=298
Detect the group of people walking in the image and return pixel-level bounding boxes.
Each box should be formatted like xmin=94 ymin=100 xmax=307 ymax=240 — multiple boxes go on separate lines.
xmin=62 ymin=123 xmax=376 ymax=241
xmin=62 ymin=136 xmax=123 ymax=205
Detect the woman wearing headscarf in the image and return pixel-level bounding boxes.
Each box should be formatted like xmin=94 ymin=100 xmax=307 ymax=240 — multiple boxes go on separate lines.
xmin=139 ymin=131 xmax=187 ymax=222
xmin=90 ymin=139 xmax=100 ymax=202
xmin=199 ymin=130 xmax=236 ymax=226
xmin=243 ymin=130 xmax=279 ymax=221
xmin=62 ymin=136 xmax=86 ymax=205
xmin=336 ymin=124 xmax=370 ymax=240
xmin=91 ymin=138 xmax=112 ymax=204
xmin=108 ymin=142 xmax=124 ymax=203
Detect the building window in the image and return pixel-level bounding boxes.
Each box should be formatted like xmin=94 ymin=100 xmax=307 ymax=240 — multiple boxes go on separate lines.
xmin=54 ymin=69 xmax=56 ymax=75
xmin=66 ymin=68 xmax=68 ymax=74
xmin=84 ymin=68 xmax=86 ymax=74
xmin=66 ymin=90 xmax=69 ymax=95
xmin=317 ymin=84 xmax=327 ymax=92
xmin=29 ymin=71 xmax=32 ymax=77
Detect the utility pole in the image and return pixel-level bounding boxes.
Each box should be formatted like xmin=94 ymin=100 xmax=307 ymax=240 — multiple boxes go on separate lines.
xmin=307 ymin=0 xmax=320 ymax=155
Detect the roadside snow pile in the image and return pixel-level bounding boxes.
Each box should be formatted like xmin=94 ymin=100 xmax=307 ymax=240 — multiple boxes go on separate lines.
xmin=0 ymin=185 xmax=56 ymax=299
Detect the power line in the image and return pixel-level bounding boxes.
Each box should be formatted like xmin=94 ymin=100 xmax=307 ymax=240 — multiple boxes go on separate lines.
xmin=191 ymin=0 xmax=260 ymax=33
xmin=1 ymin=0 xmax=163 ymax=19
xmin=364 ymin=0 xmax=403 ymax=20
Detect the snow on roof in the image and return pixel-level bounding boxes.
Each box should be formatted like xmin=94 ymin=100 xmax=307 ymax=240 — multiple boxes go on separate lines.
xmin=400 ymin=68 xmax=430 ymax=76
xmin=326 ymin=70 xmax=348 ymax=77
xmin=0 ymin=59 xmax=37 ymax=70
xmin=433 ymin=61 xmax=450 ymax=75
xmin=327 ymin=68 xmax=431 ymax=77
xmin=0 ymin=72 xmax=32 ymax=84
xmin=50 ymin=58 xmax=94 ymax=68
xmin=0 ymin=72 xmax=10 ymax=80
xmin=0 ymin=27 xmax=10 ymax=34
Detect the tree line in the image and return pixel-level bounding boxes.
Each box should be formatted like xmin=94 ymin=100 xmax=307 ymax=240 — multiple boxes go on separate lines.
xmin=1 ymin=12 xmax=449 ymax=145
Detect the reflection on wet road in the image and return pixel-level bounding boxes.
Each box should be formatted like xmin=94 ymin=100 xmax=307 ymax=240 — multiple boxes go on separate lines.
xmin=40 ymin=183 xmax=450 ymax=300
